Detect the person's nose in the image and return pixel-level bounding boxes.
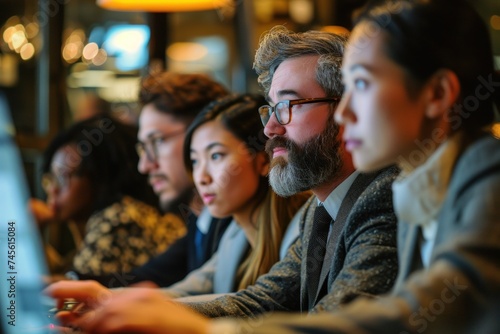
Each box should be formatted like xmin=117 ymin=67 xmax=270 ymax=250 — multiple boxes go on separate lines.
xmin=137 ymin=153 xmax=158 ymax=175
xmin=334 ymin=91 xmax=356 ymax=125
xmin=193 ymin=161 xmax=212 ymax=187
xmin=264 ymin=112 xmax=286 ymax=139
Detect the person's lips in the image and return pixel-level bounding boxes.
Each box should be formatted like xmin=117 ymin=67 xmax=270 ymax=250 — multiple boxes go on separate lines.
xmin=344 ymin=138 xmax=363 ymax=152
xmin=272 ymin=147 xmax=287 ymax=158
xmin=201 ymin=193 xmax=216 ymax=205
xmin=266 ymin=137 xmax=291 ymax=159
xmin=149 ymin=175 xmax=168 ymax=193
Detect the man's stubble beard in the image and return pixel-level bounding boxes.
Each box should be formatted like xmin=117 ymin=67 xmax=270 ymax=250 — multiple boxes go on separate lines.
xmin=266 ymin=116 xmax=343 ymax=197
xmin=159 ymin=185 xmax=196 ymax=222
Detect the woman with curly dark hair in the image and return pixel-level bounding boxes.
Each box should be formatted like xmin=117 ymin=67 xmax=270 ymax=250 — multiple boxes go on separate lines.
xmin=33 ymin=116 xmax=185 ymax=276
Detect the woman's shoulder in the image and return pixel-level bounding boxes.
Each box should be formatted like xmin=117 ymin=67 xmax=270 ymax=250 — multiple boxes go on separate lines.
xmin=454 ymin=134 xmax=500 ymax=177
xmin=91 ymin=196 xmax=183 ymax=229
xmin=93 ymin=196 xmax=156 ymax=220
xmin=450 ymin=134 xmax=500 ymax=195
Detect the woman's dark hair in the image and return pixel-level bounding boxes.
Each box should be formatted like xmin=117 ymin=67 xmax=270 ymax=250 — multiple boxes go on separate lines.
xmin=355 ymin=0 xmax=499 ymax=132
xmin=183 ymin=93 xmax=268 ymax=172
xmin=42 ymin=116 xmax=159 ymax=213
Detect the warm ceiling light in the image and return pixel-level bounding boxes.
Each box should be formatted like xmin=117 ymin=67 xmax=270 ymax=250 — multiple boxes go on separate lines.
xmin=96 ymin=0 xmax=231 ymax=12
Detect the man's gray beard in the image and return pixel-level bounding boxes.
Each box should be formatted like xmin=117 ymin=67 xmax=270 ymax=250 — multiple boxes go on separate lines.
xmin=269 ymin=159 xmax=316 ymax=197
xmin=267 ymin=117 xmax=343 ymax=197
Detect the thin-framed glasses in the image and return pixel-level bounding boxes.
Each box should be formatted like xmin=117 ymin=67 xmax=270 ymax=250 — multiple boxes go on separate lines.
xmin=41 ymin=171 xmax=79 ymax=193
xmin=135 ymin=129 xmax=184 ymax=163
xmin=258 ymin=97 xmax=340 ymax=126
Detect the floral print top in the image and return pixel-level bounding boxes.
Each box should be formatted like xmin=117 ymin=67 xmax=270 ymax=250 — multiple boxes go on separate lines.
xmin=73 ymin=195 xmax=186 ymax=275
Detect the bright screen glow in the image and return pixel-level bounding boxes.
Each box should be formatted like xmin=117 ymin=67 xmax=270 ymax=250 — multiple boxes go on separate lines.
xmin=101 ymin=25 xmax=150 ymax=71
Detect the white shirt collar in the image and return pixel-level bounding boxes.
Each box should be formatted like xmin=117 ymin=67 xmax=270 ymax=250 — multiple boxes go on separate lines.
xmin=392 ymin=132 xmax=463 ymax=227
xmin=319 ymin=171 xmax=360 ymax=220
xmin=196 ymin=207 xmax=213 ymax=234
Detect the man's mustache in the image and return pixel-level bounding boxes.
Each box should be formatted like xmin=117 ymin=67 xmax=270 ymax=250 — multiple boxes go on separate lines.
xmin=265 ymin=136 xmax=295 ymax=157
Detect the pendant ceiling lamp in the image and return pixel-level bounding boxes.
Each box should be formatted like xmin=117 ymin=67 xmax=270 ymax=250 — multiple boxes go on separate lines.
xmin=96 ymin=0 xmax=230 ymax=12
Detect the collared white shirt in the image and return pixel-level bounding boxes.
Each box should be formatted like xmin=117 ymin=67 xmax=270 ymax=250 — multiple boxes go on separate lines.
xmin=319 ymin=171 xmax=360 ymax=220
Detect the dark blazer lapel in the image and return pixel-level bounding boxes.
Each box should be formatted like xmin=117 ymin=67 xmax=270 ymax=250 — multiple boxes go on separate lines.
xmin=314 ymin=172 xmax=382 ymax=305
xmin=300 ymin=198 xmax=317 ymax=311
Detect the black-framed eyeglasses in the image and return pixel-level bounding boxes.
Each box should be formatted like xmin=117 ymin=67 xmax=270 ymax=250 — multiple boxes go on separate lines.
xmin=258 ymin=97 xmax=340 ymax=126
xmin=136 ymin=129 xmax=184 ymax=163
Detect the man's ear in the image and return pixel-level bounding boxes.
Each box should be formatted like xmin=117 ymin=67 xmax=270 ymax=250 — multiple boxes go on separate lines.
xmin=424 ymin=69 xmax=461 ymax=119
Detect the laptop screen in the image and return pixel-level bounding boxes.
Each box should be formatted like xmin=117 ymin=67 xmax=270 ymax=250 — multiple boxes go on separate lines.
xmin=0 ymin=93 xmax=57 ymax=333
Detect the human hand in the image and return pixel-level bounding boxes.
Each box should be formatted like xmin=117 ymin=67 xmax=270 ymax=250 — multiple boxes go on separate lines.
xmin=129 ymin=280 xmax=159 ymax=289
xmin=44 ymin=280 xmax=112 ymax=312
xmin=47 ymin=284 xmax=210 ymax=334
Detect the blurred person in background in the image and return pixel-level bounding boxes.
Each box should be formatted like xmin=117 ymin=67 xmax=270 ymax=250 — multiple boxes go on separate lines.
xmin=32 ymin=115 xmax=186 ymax=276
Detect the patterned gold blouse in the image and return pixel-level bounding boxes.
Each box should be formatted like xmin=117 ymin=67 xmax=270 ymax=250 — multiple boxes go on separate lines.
xmin=72 ymin=195 xmax=186 ymax=275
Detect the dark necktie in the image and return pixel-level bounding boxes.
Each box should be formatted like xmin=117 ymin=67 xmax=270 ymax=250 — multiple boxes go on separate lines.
xmin=306 ymin=205 xmax=332 ymax=309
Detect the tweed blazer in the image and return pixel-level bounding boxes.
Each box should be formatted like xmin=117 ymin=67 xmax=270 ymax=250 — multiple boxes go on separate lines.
xmin=188 ymin=166 xmax=399 ymax=317
xmin=237 ymin=135 xmax=500 ymax=334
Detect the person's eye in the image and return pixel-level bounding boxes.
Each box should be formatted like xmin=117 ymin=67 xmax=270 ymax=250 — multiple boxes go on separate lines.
xmin=354 ymin=78 xmax=368 ymax=90
xmin=151 ymin=136 xmax=165 ymax=147
xmin=211 ymin=152 xmax=224 ymax=160
xmin=190 ymin=158 xmax=198 ymax=167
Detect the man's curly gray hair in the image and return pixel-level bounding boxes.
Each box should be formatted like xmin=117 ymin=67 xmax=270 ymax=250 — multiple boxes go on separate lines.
xmin=253 ymin=25 xmax=348 ymax=98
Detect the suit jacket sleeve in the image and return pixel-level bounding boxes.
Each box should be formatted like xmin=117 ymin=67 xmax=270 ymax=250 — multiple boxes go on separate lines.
xmin=187 ymin=234 xmax=304 ymax=318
